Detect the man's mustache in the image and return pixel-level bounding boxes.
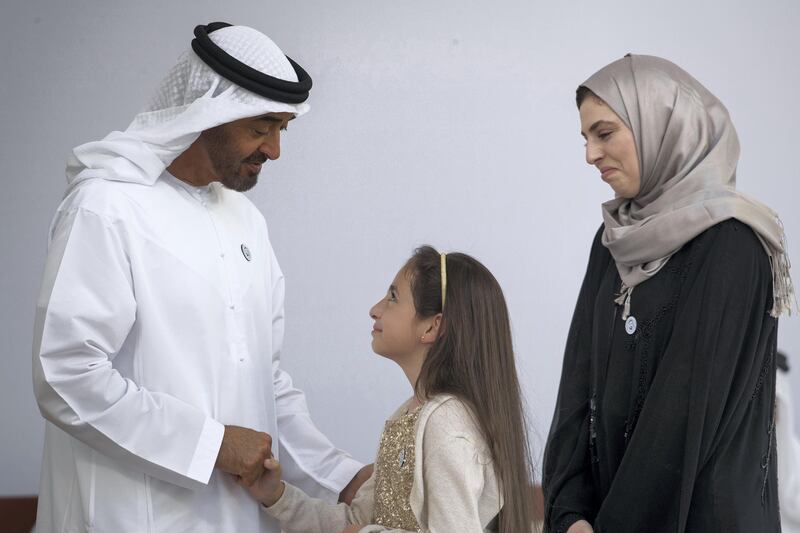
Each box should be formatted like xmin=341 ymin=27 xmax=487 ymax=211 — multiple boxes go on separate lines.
xmin=243 ymin=154 xmax=267 ymax=164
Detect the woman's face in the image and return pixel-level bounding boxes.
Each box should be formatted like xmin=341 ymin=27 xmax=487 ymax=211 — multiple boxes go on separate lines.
xmin=579 ymin=96 xmax=641 ymax=198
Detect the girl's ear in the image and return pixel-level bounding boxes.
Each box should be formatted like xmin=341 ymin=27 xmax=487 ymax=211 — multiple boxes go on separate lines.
xmin=420 ymin=314 xmax=443 ymax=345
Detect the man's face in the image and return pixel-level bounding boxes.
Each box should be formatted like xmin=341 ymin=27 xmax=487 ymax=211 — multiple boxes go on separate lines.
xmin=199 ymin=112 xmax=294 ymax=192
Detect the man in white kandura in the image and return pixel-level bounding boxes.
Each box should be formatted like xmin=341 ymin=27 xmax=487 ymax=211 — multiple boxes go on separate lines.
xmin=32 ymin=22 xmax=370 ymax=532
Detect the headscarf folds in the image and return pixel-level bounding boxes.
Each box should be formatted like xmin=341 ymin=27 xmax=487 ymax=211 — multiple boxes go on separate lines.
xmin=581 ymin=54 xmax=795 ymax=318
xmin=65 ymin=24 xmax=311 ymax=193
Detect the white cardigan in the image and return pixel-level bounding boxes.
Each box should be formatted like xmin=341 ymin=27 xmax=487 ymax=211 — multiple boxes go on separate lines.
xmin=264 ymin=394 xmax=502 ymax=532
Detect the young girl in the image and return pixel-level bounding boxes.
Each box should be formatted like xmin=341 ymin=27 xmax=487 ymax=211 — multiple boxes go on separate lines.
xmin=245 ymin=246 xmax=535 ymax=532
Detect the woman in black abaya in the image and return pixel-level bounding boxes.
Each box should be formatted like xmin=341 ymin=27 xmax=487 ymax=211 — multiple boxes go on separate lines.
xmin=542 ymin=55 xmax=795 ymax=533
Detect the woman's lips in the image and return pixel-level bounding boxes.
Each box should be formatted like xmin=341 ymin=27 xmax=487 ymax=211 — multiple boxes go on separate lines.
xmin=600 ymin=167 xmax=617 ymax=179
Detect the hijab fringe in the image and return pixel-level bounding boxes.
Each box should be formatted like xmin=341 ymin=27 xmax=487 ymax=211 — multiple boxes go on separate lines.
xmin=614 ymin=230 xmax=796 ymax=321
xmin=615 ymin=284 xmax=633 ymax=321
xmin=769 ymin=223 xmax=798 ymax=318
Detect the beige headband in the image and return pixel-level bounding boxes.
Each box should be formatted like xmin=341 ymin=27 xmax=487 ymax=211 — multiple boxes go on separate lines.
xmin=440 ymin=252 xmax=447 ymax=309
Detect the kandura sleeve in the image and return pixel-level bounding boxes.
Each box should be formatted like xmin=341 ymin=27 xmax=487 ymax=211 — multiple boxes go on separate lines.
xmin=32 ymin=207 xmax=224 ymax=490
xmin=268 ymin=244 xmax=363 ymax=497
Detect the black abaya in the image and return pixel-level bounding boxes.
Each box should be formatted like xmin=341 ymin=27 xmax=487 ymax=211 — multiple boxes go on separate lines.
xmin=543 ymin=220 xmax=780 ymax=533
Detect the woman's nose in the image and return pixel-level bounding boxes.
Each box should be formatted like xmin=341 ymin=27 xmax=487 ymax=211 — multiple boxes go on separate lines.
xmin=585 ymin=140 xmax=602 ymax=165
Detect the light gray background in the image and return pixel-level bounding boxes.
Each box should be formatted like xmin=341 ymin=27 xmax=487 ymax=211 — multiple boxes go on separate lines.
xmin=2 ymin=1 xmax=798 ymax=495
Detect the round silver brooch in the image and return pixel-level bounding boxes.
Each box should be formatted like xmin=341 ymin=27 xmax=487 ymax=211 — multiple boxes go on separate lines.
xmin=625 ymin=316 xmax=637 ymax=335
xmin=241 ymin=244 xmax=252 ymax=261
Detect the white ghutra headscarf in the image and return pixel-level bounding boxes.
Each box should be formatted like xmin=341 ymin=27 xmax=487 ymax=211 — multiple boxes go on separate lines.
xmin=581 ymin=54 xmax=795 ymax=319
xmin=65 ymin=24 xmax=310 ymax=193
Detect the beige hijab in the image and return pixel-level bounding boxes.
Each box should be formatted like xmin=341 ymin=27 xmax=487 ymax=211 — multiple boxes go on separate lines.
xmin=581 ymin=54 xmax=795 ymax=319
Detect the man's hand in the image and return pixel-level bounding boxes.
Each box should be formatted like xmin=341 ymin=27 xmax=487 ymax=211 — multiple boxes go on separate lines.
xmin=342 ymin=525 xmax=364 ymax=533
xmin=215 ymin=425 xmax=273 ymax=485
xmin=338 ymin=463 xmax=374 ymax=504
xmin=567 ymin=519 xmax=594 ymax=533
xmin=242 ymin=458 xmax=285 ymax=507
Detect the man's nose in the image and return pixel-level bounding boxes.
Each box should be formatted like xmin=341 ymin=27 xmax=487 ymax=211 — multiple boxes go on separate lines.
xmin=259 ymin=133 xmax=281 ymax=160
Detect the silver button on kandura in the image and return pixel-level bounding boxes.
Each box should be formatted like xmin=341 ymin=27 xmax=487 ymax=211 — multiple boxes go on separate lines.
xmin=625 ymin=316 xmax=637 ymax=335
xmin=241 ymin=244 xmax=252 ymax=261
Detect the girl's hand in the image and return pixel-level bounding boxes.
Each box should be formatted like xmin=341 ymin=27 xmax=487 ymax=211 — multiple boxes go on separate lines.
xmin=342 ymin=525 xmax=364 ymax=533
xmin=242 ymin=457 xmax=284 ymax=507
xmin=567 ymin=520 xmax=594 ymax=533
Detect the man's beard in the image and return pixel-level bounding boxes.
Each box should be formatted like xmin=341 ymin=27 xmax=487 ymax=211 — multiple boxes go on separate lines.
xmin=203 ymin=129 xmax=266 ymax=192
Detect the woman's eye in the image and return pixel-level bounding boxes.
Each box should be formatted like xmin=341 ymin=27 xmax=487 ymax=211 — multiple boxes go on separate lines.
xmin=253 ymin=129 xmax=267 ymax=136
xmin=598 ymin=131 xmax=612 ymax=140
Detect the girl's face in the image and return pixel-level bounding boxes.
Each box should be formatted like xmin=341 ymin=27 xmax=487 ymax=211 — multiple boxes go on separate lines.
xmin=369 ymin=267 xmax=429 ymax=361
xmin=579 ymin=96 xmax=641 ymax=199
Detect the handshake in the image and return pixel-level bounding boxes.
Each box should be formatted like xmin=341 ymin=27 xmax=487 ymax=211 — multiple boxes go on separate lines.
xmin=215 ymin=425 xmax=285 ymax=506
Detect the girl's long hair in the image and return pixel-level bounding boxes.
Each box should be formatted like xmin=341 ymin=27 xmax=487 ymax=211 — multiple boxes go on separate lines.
xmin=406 ymin=245 xmax=535 ymax=533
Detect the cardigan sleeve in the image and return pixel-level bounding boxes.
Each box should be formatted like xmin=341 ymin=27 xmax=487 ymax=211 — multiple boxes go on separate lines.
xmin=262 ymin=473 xmax=376 ymax=533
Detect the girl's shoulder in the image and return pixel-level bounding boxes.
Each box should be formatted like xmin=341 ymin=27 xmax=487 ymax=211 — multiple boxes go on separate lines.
xmin=421 ymin=394 xmax=474 ymax=422
xmin=418 ymin=394 xmax=487 ymax=453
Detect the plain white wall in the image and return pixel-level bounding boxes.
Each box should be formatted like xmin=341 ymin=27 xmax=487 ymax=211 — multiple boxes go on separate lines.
xmin=2 ymin=0 xmax=798 ymax=495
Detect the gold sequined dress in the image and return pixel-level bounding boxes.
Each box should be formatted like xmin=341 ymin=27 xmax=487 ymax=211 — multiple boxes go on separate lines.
xmin=262 ymin=394 xmax=504 ymax=533
xmin=372 ymin=403 xmax=423 ymax=532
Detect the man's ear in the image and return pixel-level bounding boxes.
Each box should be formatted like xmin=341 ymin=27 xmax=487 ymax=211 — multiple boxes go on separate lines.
xmin=420 ymin=314 xmax=442 ymax=345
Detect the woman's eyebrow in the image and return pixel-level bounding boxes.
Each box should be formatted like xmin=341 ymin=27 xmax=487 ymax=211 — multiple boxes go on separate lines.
xmin=581 ymin=120 xmax=617 ymax=138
